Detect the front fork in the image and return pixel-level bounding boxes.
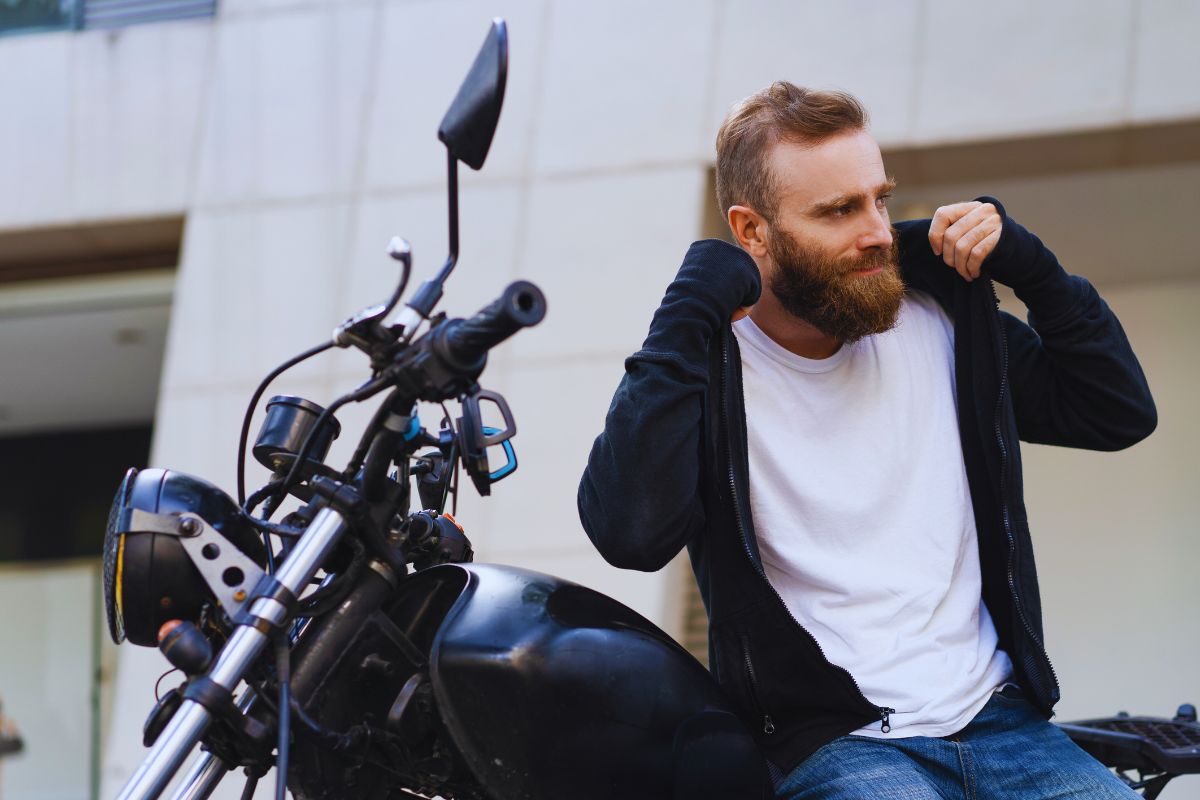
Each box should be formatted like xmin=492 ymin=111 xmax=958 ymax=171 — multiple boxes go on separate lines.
xmin=115 ymin=507 xmax=350 ymax=800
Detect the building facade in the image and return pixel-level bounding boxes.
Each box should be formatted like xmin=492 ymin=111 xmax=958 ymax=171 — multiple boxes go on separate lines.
xmin=0 ymin=1 xmax=1197 ymax=797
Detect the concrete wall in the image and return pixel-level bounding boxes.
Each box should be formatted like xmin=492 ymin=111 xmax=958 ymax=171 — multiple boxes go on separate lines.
xmin=0 ymin=563 xmax=104 ymax=800
xmin=0 ymin=1 xmax=1197 ymax=796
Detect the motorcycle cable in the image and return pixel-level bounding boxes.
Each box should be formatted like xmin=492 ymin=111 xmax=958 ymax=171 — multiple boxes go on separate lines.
xmin=243 ymin=479 xmax=285 ymax=573
xmin=236 ymin=341 xmax=336 ymax=507
xmin=264 ymin=374 xmax=391 ymax=519
xmin=245 ymin=675 xmax=355 ymax=751
xmin=296 ymin=536 xmax=366 ymax=618
xmin=234 ymin=245 xmax=415 ymax=511
xmin=341 ymin=398 xmax=397 ymax=481
xmin=273 ymin=631 xmax=291 ymax=800
xmin=248 ymin=519 xmax=306 ymax=540
xmin=438 ymin=400 xmax=460 ymax=515
xmin=244 ymin=480 xmax=284 ymax=515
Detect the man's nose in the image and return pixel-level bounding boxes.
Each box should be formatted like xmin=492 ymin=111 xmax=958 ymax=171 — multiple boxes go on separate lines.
xmin=859 ymin=207 xmax=893 ymax=250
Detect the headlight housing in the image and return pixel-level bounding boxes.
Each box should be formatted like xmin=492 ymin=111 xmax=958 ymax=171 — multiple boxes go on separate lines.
xmin=103 ymin=468 xmax=266 ymax=647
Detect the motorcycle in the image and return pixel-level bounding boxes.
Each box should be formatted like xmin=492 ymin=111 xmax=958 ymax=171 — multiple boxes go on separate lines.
xmin=103 ymin=19 xmax=768 ymax=800
xmin=101 ymin=18 xmax=1198 ymax=800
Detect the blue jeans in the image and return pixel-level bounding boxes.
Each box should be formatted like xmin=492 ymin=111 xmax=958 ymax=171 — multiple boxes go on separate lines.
xmin=775 ymin=689 xmax=1138 ymax=799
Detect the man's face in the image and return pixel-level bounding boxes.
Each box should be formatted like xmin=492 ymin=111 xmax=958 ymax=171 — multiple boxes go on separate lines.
xmin=760 ymin=131 xmax=903 ymax=342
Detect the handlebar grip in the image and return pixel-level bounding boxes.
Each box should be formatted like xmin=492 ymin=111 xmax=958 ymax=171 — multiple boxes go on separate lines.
xmin=442 ymin=280 xmax=547 ymax=365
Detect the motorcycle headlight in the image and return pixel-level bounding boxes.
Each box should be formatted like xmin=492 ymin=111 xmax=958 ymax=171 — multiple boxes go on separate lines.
xmin=102 ymin=468 xmax=266 ymax=647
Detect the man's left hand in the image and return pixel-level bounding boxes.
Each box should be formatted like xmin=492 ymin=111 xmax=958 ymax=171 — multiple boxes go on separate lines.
xmin=927 ymin=201 xmax=1002 ymax=282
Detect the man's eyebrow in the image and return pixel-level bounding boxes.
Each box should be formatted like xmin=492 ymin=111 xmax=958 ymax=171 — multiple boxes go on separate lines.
xmin=808 ymin=178 xmax=898 ymax=215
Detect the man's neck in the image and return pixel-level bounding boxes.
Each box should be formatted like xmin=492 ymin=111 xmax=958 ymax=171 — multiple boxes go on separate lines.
xmin=747 ymin=295 xmax=843 ymax=360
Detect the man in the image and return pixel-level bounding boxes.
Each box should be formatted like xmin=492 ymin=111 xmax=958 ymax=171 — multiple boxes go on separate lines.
xmin=577 ymin=82 xmax=1156 ymax=799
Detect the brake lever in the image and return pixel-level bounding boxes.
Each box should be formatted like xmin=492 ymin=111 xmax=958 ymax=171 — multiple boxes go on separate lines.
xmin=333 ymin=237 xmax=412 ymax=352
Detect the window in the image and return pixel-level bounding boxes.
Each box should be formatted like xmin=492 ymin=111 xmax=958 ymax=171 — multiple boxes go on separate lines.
xmin=0 ymin=0 xmax=214 ymax=36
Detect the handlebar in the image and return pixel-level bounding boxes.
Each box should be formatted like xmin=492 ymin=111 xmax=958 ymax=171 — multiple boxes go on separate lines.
xmin=439 ymin=280 xmax=547 ymax=367
xmin=358 ymin=280 xmax=545 ymax=500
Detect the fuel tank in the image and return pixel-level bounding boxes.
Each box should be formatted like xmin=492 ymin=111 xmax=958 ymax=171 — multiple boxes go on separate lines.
xmin=404 ymin=563 xmax=768 ymax=800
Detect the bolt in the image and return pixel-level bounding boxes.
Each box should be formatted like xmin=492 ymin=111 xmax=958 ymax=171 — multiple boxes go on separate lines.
xmin=179 ymin=518 xmax=201 ymax=535
xmin=233 ymin=590 xmax=247 ymax=602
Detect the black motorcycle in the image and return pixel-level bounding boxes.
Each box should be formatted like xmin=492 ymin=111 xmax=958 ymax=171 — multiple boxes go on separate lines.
xmin=103 ymin=19 xmax=767 ymax=800
xmin=102 ymin=19 xmax=1197 ymax=800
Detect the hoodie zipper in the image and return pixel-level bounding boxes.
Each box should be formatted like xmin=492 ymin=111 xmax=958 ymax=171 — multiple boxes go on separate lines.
xmin=720 ymin=330 xmax=893 ymax=734
xmin=740 ymin=635 xmax=775 ymax=734
xmin=988 ymin=282 xmax=1060 ymax=705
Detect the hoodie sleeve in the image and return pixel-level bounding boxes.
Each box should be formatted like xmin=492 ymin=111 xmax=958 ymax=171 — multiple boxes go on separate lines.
xmin=577 ymin=239 xmax=761 ymax=571
xmin=979 ymin=197 xmax=1157 ymax=450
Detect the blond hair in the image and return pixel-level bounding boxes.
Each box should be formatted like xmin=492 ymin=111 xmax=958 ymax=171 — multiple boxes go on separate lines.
xmin=715 ymin=82 xmax=867 ymax=221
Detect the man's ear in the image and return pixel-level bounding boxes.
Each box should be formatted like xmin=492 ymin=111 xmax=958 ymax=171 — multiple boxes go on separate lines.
xmin=727 ymin=205 xmax=769 ymax=258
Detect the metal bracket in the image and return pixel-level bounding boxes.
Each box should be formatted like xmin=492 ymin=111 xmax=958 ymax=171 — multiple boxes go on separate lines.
xmin=119 ymin=509 xmax=265 ymax=621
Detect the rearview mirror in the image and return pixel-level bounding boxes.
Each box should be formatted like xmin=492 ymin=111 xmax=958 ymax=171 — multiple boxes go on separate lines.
xmin=438 ymin=18 xmax=508 ymax=171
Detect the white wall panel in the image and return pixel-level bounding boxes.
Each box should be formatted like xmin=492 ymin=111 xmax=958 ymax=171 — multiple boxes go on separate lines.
xmin=1131 ymin=0 xmax=1200 ymax=121
xmin=532 ymin=0 xmax=718 ymax=174
xmin=0 ymin=34 xmax=72 ymax=228
xmin=708 ymin=0 xmax=922 ymax=146
xmin=363 ymin=0 xmax=546 ymax=190
xmin=193 ymin=4 xmax=376 ymax=204
xmin=220 ymin=0 xmax=346 ymax=18
xmin=913 ymin=0 xmax=1135 ymax=143
xmin=330 ymin=181 xmax=526 ymax=374
xmin=466 ymin=357 xmax=623 ymax=559
xmin=508 ymin=166 xmax=709 ymax=362
xmin=0 ymin=564 xmax=98 ymax=800
xmin=71 ymin=22 xmax=211 ymax=218
xmin=149 ymin=381 xmax=268 ymax=489
xmin=162 ymin=200 xmax=351 ymax=391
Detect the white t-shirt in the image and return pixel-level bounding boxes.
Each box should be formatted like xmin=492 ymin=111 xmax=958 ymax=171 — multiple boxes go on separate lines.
xmin=733 ymin=291 xmax=1012 ymax=738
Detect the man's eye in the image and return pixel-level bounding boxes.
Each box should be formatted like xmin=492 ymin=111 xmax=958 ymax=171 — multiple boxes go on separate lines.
xmin=877 ymin=193 xmax=892 ymax=207
xmin=830 ymin=205 xmax=853 ymax=217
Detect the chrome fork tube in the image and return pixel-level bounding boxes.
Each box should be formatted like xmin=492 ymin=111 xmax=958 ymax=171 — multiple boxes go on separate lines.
xmin=114 ymin=508 xmax=349 ymax=800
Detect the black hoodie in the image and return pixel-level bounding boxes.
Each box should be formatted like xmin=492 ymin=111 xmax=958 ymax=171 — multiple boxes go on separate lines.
xmin=577 ymin=199 xmax=1156 ymax=773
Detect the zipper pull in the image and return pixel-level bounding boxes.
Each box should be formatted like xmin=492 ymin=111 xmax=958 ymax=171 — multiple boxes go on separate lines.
xmin=763 ymin=715 xmax=776 ymax=735
xmin=879 ymin=707 xmax=896 ymax=734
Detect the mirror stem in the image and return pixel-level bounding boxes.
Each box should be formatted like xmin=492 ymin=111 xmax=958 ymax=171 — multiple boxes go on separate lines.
xmin=444 ymin=150 xmax=459 ymax=276
xmin=386 ymin=153 xmax=461 ymax=341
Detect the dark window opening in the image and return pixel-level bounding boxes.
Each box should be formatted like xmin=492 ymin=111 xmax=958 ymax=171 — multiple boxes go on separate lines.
xmin=0 ymin=424 xmax=152 ymax=562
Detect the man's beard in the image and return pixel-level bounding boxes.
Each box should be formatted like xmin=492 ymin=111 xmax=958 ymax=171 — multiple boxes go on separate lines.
xmin=766 ymin=226 xmax=904 ymax=344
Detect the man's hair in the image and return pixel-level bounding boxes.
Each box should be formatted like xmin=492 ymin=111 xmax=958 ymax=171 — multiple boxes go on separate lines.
xmin=715 ymin=82 xmax=868 ymax=222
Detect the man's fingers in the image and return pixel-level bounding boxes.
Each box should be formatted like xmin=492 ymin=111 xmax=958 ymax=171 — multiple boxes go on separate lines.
xmin=966 ymin=229 xmax=1001 ymax=277
xmin=928 ymin=201 xmax=981 ymax=255
xmin=949 ymin=211 xmax=994 ymax=276
xmin=942 ymin=203 xmax=992 ymax=263
xmin=934 ymin=201 xmax=1001 ymax=280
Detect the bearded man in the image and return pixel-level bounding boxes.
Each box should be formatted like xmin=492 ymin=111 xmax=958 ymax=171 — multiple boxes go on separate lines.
xmin=577 ymin=82 xmax=1156 ymax=799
